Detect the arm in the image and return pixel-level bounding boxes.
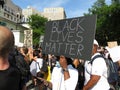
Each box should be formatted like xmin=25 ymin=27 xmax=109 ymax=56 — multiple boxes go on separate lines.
xmin=36 ymin=77 xmax=52 ymax=89
xmin=83 ymin=75 xmax=101 ymax=90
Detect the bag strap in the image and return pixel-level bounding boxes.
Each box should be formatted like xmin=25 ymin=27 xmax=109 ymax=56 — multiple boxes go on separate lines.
xmin=89 ymin=54 xmax=109 ymax=79
xmin=35 ymin=61 xmax=41 ymax=70
xmin=89 ymin=54 xmax=104 ymax=65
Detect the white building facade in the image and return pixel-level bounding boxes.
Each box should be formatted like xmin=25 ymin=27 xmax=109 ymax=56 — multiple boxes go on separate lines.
xmin=0 ymin=0 xmax=30 ymax=46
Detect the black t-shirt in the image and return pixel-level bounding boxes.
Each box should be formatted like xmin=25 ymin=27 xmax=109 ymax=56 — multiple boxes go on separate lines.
xmin=0 ymin=65 xmax=21 ymax=90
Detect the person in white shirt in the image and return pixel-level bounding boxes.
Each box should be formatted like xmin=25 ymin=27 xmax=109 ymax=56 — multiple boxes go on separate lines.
xmin=83 ymin=40 xmax=110 ymax=90
xmin=38 ymin=55 xmax=78 ymax=90
xmin=30 ymin=50 xmax=43 ymax=77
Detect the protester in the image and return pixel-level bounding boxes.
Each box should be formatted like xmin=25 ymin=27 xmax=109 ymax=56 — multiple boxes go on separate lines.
xmin=29 ymin=49 xmax=46 ymax=89
xmin=30 ymin=50 xmax=43 ymax=77
xmin=36 ymin=55 xmax=78 ymax=90
xmin=41 ymin=54 xmax=49 ymax=80
xmin=14 ymin=46 xmax=31 ymax=90
xmin=47 ymin=54 xmax=56 ymax=73
xmin=19 ymin=46 xmax=31 ymax=64
xmin=99 ymin=45 xmax=120 ymax=89
xmin=39 ymin=54 xmax=49 ymax=90
xmin=73 ymin=58 xmax=85 ymax=90
xmin=83 ymin=39 xmax=110 ymax=90
xmin=0 ymin=26 xmax=22 ymax=90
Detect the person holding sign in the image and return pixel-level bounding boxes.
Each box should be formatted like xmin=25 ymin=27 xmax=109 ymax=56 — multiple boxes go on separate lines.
xmin=36 ymin=55 xmax=78 ymax=90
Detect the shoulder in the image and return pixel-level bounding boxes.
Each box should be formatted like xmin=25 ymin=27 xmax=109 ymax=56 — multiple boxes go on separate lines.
xmin=68 ymin=65 xmax=78 ymax=74
xmin=30 ymin=61 xmax=36 ymax=66
xmin=92 ymin=53 xmax=105 ymax=62
xmin=91 ymin=53 xmax=106 ymax=67
xmin=52 ymin=66 xmax=60 ymax=71
xmin=52 ymin=66 xmax=61 ymax=76
xmin=36 ymin=58 xmax=43 ymax=62
xmin=3 ymin=65 xmax=20 ymax=76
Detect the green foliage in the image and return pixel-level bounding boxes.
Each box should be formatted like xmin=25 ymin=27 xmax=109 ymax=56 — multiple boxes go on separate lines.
xmin=28 ymin=14 xmax=48 ymax=45
xmin=112 ymin=0 xmax=120 ymax=4
xmin=85 ymin=0 xmax=120 ymax=46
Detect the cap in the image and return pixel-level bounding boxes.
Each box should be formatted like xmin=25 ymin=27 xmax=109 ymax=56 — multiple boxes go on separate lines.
xmin=94 ymin=39 xmax=99 ymax=46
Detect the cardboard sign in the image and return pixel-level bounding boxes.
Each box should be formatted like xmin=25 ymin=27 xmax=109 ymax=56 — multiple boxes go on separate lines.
xmin=42 ymin=15 xmax=97 ymax=60
xmin=107 ymin=41 xmax=118 ymax=48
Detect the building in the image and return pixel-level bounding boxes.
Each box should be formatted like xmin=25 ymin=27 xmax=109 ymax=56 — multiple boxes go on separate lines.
xmin=22 ymin=6 xmax=42 ymax=47
xmin=0 ymin=0 xmax=24 ymax=29
xmin=22 ymin=6 xmax=41 ymax=22
xmin=22 ymin=6 xmax=66 ymax=22
xmin=22 ymin=6 xmax=66 ymax=47
xmin=42 ymin=7 xmax=66 ymax=20
xmin=0 ymin=0 xmax=30 ymax=46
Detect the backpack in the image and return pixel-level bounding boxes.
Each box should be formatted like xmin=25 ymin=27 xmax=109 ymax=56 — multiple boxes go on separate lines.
xmin=90 ymin=54 xmax=119 ymax=84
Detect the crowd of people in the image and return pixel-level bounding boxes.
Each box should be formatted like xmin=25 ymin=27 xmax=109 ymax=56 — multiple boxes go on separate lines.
xmin=0 ymin=26 xmax=120 ymax=90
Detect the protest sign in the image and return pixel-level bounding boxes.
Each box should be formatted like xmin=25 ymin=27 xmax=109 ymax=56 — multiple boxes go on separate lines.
xmin=107 ymin=41 xmax=118 ymax=48
xmin=107 ymin=46 xmax=120 ymax=62
xmin=42 ymin=15 xmax=97 ymax=60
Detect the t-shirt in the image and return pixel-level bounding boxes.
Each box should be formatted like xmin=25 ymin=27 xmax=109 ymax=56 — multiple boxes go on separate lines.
xmin=84 ymin=53 xmax=110 ymax=90
xmin=51 ymin=65 xmax=78 ymax=90
xmin=30 ymin=58 xmax=43 ymax=76
xmin=0 ymin=65 xmax=21 ymax=90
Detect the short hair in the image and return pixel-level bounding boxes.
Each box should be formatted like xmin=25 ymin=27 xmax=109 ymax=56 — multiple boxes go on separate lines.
xmin=0 ymin=26 xmax=14 ymax=58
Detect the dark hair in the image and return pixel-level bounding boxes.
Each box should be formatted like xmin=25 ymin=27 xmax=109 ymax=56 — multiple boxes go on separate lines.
xmin=65 ymin=57 xmax=73 ymax=65
xmin=33 ymin=50 xmax=41 ymax=57
xmin=22 ymin=46 xmax=28 ymax=54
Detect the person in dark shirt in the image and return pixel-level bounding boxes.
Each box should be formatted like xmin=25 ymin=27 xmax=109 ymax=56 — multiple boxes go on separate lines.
xmin=0 ymin=65 xmax=21 ymax=90
xmin=0 ymin=26 xmax=21 ymax=90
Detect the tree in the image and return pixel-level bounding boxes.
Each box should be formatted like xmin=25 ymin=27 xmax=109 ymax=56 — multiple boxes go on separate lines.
xmin=85 ymin=0 xmax=109 ymax=46
xmin=106 ymin=4 xmax=120 ymax=43
xmin=28 ymin=14 xmax=48 ymax=45
xmin=112 ymin=0 xmax=120 ymax=4
xmin=85 ymin=0 xmax=120 ymax=46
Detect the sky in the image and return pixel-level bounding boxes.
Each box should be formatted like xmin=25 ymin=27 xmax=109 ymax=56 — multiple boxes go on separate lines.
xmin=12 ymin=0 xmax=111 ymax=18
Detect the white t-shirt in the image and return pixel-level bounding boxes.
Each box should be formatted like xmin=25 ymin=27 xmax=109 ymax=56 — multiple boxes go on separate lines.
xmin=84 ymin=60 xmax=91 ymax=85
xmin=30 ymin=58 xmax=43 ymax=76
xmin=51 ymin=65 xmax=78 ymax=90
xmin=84 ymin=53 xmax=110 ymax=90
